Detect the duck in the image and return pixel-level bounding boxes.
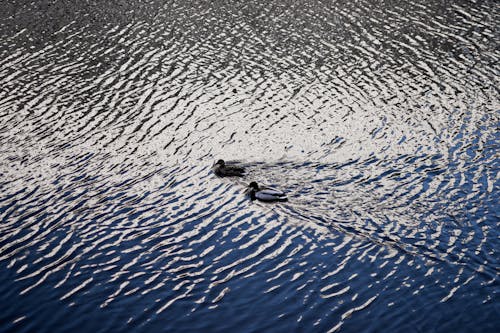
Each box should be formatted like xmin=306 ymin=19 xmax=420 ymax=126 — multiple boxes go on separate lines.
xmin=213 ymin=159 xmax=245 ymax=177
xmin=247 ymin=181 xmax=288 ymax=202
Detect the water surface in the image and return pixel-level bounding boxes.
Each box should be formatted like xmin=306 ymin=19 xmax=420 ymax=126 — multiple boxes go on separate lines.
xmin=0 ymin=0 xmax=499 ymax=332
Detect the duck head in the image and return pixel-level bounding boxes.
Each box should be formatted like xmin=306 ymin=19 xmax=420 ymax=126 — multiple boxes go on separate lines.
xmin=246 ymin=181 xmax=259 ymax=200
xmin=214 ymin=159 xmax=225 ymax=167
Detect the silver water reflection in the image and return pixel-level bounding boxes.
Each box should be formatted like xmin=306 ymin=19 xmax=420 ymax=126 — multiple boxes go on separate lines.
xmin=0 ymin=0 xmax=498 ymax=332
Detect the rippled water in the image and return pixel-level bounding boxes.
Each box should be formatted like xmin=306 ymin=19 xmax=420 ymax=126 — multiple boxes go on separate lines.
xmin=1 ymin=0 xmax=499 ymax=332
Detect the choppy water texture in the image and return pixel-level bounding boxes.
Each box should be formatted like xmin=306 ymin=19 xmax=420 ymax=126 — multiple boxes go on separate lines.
xmin=1 ymin=0 xmax=499 ymax=332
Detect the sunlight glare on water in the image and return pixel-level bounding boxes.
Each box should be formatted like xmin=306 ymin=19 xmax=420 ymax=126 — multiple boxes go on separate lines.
xmin=0 ymin=0 xmax=499 ymax=332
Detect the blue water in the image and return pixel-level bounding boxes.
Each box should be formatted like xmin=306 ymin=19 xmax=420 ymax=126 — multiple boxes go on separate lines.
xmin=0 ymin=0 xmax=499 ymax=332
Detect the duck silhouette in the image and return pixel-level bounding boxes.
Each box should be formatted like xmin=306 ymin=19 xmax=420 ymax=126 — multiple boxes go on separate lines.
xmin=213 ymin=159 xmax=245 ymax=177
xmin=247 ymin=181 xmax=287 ymax=202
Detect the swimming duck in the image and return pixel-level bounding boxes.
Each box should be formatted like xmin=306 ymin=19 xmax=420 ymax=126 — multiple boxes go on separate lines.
xmin=247 ymin=181 xmax=288 ymax=202
xmin=213 ymin=159 xmax=245 ymax=177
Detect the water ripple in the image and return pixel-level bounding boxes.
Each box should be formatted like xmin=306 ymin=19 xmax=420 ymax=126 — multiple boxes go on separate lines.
xmin=1 ymin=0 xmax=499 ymax=332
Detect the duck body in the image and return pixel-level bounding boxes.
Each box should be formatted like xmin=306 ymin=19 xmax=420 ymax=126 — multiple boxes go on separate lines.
xmin=248 ymin=182 xmax=287 ymax=202
xmin=213 ymin=159 xmax=245 ymax=177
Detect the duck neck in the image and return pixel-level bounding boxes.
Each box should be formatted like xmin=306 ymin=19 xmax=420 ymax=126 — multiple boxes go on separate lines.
xmin=249 ymin=190 xmax=256 ymax=200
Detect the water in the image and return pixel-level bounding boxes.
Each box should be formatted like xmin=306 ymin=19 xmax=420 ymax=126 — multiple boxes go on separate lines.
xmin=0 ymin=0 xmax=499 ymax=332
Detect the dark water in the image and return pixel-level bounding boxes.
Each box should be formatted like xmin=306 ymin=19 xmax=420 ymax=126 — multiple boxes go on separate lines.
xmin=1 ymin=0 xmax=499 ymax=332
